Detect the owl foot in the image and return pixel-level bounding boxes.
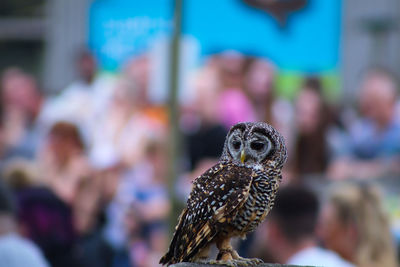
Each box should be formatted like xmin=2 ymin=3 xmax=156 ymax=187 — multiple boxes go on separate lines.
xmin=230 ymin=250 xmax=263 ymax=266
xmin=231 ymin=257 xmax=263 ymax=266
xmin=195 ymin=259 xmax=239 ymax=267
xmin=195 ymin=258 xmax=262 ymax=266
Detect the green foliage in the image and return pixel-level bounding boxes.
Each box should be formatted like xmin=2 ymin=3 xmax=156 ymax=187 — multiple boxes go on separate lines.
xmin=274 ymin=71 xmax=341 ymax=103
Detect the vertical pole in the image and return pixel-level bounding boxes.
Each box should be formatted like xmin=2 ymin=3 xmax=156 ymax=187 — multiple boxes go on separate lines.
xmin=168 ymin=0 xmax=183 ymax=235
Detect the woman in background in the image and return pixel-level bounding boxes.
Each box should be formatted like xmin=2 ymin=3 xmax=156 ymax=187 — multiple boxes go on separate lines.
xmin=318 ymin=182 xmax=398 ymax=267
xmin=289 ymin=77 xmax=332 ymax=180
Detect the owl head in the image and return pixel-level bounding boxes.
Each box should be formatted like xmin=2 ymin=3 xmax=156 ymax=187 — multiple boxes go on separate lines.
xmin=221 ymin=122 xmax=287 ymax=168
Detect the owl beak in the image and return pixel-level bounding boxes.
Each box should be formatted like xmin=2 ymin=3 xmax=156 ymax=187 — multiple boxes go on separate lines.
xmin=240 ymin=150 xmax=246 ymax=163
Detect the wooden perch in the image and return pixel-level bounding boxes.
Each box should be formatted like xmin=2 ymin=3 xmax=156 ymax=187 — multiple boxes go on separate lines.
xmin=171 ymin=263 xmax=315 ymax=267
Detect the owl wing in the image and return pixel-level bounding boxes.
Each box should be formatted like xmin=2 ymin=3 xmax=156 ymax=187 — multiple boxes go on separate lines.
xmin=160 ymin=162 xmax=253 ymax=265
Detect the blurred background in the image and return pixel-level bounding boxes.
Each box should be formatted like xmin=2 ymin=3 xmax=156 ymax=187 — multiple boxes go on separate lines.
xmin=0 ymin=0 xmax=400 ymax=266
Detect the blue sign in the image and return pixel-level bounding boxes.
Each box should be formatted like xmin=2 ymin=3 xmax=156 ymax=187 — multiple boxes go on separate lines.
xmin=89 ymin=0 xmax=173 ymax=71
xmin=89 ymin=0 xmax=341 ymax=72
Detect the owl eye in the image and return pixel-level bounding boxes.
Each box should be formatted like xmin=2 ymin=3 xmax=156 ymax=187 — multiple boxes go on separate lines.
xmin=250 ymin=141 xmax=265 ymax=151
xmin=232 ymin=140 xmax=241 ymax=150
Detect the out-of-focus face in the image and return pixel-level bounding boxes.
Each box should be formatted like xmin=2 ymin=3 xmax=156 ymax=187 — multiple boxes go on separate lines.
xmin=111 ymin=79 xmax=137 ymax=110
xmin=359 ymin=74 xmax=396 ymax=126
xmin=317 ymin=202 xmax=356 ymax=262
xmin=78 ymin=54 xmax=97 ymax=83
xmin=2 ymin=73 xmax=40 ymax=112
xmin=46 ymin=127 xmax=82 ymax=162
xmin=295 ymin=88 xmax=322 ymax=134
xmin=218 ymin=52 xmax=245 ymax=88
xmin=47 ymin=132 xmax=70 ymax=158
xmin=245 ymin=60 xmax=274 ymax=100
xmin=193 ymin=68 xmax=220 ymax=122
xmin=125 ymin=56 xmax=150 ymax=98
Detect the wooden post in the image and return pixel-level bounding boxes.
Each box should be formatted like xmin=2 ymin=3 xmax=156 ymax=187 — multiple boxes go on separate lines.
xmin=167 ymin=0 xmax=183 ymax=236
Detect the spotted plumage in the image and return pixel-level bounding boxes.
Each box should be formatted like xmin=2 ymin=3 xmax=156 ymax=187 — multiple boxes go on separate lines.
xmin=160 ymin=122 xmax=287 ymax=266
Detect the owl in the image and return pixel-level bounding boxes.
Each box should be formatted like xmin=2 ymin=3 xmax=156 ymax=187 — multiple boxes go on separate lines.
xmin=160 ymin=122 xmax=287 ymax=266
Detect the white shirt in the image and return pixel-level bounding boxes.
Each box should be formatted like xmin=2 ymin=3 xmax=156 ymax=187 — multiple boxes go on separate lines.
xmin=287 ymin=246 xmax=355 ymax=267
xmin=0 ymin=233 xmax=49 ymax=267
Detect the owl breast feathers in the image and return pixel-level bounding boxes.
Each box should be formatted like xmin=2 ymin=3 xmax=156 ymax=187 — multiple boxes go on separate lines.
xmin=160 ymin=122 xmax=287 ymax=265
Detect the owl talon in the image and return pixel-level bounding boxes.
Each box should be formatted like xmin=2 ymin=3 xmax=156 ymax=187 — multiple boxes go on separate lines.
xmin=195 ymin=259 xmax=238 ymax=267
xmin=234 ymin=257 xmax=264 ymax=266
xmin=231 ymin=250 xmax=263 ymax=265
xmin=195 ymin=258 xmax=263 ymax=266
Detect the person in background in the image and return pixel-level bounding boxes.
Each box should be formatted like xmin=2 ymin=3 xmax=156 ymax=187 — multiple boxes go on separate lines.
xmin=88 ymin=61 xmax=168 ymax=170
xmin=0 ymin=178 xmax=49 ymax=267
xmin=2 ymin=156 xmax=77 ymax=267
xmin=288 ymin=77 xmax=332 ymax=181
xmin=318 ymin=182 xmax=398 ymax=267
xmin=243 ymin=58 xmax=277 ymax=124
xmin=123 ymin=55 xmax=151 ymax=110
xmin=38 ymin=49 xmax=115 ymax=142
xmin=0 ymin=68 xmax=43 ymax=160
xmin=243 ymin=58 xmax=294 ymax=158
xmin=88 ymin=76 xmax=138 ymax=168
xmin=257 ymin=186 xmax=354 ymax=267
xmin=179 ymin=66 xmax=227 ymax=201
xmin=215 ymin=52 xmax=257 ymax=129
xmin=103 ymin=138 xmax=169 ymax=266
xmin=35 ymin=121 xmax=111 ymax=266
xmin=38 ymin=121 xmax=94 ymax=206
xmin=124 ymin=204 xmax=168 ymax=267
xmin=328 ymin=69 xmax=400 ymax=179
xmin=110 ymin=54 xmax=168 ymax=169
xmin=183 ymin=66 xmax=227 ymax=171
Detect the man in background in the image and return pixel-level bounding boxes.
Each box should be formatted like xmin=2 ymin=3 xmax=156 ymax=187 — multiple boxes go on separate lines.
xmin=264 ymin=186 xmax=354 ymax=267
xmin=328 ymin=69 xmax=400 ymax=179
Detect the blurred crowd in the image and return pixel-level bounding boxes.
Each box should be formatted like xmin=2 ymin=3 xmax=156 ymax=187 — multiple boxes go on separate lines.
xmin=0 ymin=49 xmax=399 ymax=267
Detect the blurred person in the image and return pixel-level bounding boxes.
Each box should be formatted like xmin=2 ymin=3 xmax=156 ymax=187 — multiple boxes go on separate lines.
xmin=2 ymin=160 xmax=76 ymax=267
xmin=182 ymin=66 xmax=227 ymax=171
xmin=124 ymin=205 xmax=168 ymax=267
xmin=2 ymin=158 xmax=40 ymax=191
xmin=38 ymin=121 xmax=93 ymax=205
xmin=89 ymin=54 xmax=167 ymax=169
xmin=36 ymin=121 xmax=111 ymax=266
xmin=125 ymin=207 xmax=149 ymax=267
xmin=128 ymin=139 xmax=170 ymax=224
xmin=259 ymin=186 xmax=354 ymax=267
xmin=217 ymin=51 xmax=246 ymax=89
xmin=328 ymin=69 xmax=400 ymax=179
xmin=0 ymin=178 xmax=49 ymax=267
xmin=116 ymin=100 xmax=168 ymax=169
xmin=103 ymin=138 xmax=170 ymax=254
xmin=0 ymin=68 xmax=43 ymax=160
xmin=318 ymin=182 xmax=397 ymax=267
xmin=123 ymin=55 xmax=150 ymax=109
xmin=89 ymin=71 xmax=167 ymax=169
xmin=218 ymin=81 xmax=257 ymax=129
xmin=16 ymin=184 xmax=77 ymax=267
xmin=214 ymin=52 xmax=257 ymax=129
xmin=243 ymin=58 xmax=277 ymax=124
xmin=88 ymin=77 xmax=138 ymax=168
xmin=289 ymin=77 xmax=332 ymax=181
xmin=243 ymin=58 xmax=294 ymax=156
xmin=178 ymin=66 xmax=227 ymax=201
xmin=38 ymin=49 xmax=115 ymax=141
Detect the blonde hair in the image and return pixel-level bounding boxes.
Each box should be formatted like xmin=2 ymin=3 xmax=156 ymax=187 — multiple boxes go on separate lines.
xmin=329 ymin=182 xmax=398 ymax=267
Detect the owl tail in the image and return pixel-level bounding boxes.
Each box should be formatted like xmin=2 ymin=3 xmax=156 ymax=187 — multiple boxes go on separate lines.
xmin=159 ymin=252 xmax=175 ymax=265
xmin=160 ymin=209 xmax=189 ymax=265
xmin=160 ymin=233 xmax=181 ymax=265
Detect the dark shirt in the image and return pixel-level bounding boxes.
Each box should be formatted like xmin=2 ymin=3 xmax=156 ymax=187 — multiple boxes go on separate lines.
xmin=186 ymin=124 xmax=227 ymax=170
